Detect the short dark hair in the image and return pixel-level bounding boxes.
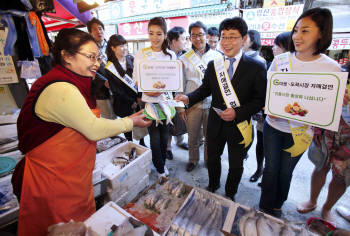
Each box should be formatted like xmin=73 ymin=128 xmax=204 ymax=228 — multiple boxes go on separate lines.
xmin=208 ymin=27 xmax=219 ymax=37
xmin=274 ymin=31 xmax=291 ymax=51
xmin=106 ymin=34 xmax=127 ymax=61
xmin=219 ymin=17 xmax=248 ymax=38
xmin=86 ymin=17 xmax=104 ymax=33
xmin=53 ymin=28 xmax=96 ymax=66
xmin=289 ymin=7 xmax=333 ymax=55
xmin=247 ymin=30 xmax=261 ymax=51
xmin=167 ymin=26 xmax=185 ymax=42
xmin=188 ymin=21 xmax=207 ymax=35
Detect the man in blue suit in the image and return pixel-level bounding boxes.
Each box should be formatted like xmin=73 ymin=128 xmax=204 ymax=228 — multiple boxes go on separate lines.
xmin=176 ymin=17 xmax=267 ymax=201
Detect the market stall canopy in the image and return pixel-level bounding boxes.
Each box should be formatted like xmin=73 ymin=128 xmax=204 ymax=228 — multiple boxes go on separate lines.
xmin=41 ymin=0 xmax=92 ymax=32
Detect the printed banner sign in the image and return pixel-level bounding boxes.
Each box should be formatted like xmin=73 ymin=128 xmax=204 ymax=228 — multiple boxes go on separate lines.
xmin=265 ymin=72 xmax=348 ymax=131
xmin=138 ymin=60 xmax=183 ymax=92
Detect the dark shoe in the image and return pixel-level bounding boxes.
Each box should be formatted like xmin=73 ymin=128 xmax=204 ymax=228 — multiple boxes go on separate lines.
xmin=249 ymin=169 xmax=263 ymax=182
xmin=273 ymin=208 xmax=282 ymax=218
xmin=178 ymin=143 xmax=189 ymax=150
xmin=225 ymin=194 xmax=235 ymax=202
xmin=166 ymin=150 xmax=173 ymax=160
xmin=186 ymin=162 xmax=196 ymax=172
xmin=139 ymin=139 xmax=147 ymax=147
xmin=205 ymin=184 xmax=220 ymax=193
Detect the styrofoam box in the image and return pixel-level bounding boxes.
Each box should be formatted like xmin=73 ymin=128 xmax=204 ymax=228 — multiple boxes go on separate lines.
xmin=85 ymin=201 xmax=160 ymax=236
xmin=110 ymin=174 xmax=149 ymax=207
xmin=95 ymin=141 xmax=151 ymax=190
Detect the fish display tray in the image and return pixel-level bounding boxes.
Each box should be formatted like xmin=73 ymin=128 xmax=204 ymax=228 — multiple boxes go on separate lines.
xmin=85 ymin=201 xmax=160 ymax=236
xmin=95 ymin=141 xmax=151 ymax=196
xmin=124 ymin=178 xmax=193 ymax=235
xmin=164 ymin=187 xmax=237 ymax=235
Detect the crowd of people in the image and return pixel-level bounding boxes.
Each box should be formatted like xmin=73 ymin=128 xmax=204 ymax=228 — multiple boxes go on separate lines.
xmin=14 ymin=7 xmax=350 ymax=235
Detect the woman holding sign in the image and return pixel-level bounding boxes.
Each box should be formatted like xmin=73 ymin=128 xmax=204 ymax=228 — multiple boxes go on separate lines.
xmin=133 ymin=17 xmax=177 ymax=178
xmin=104 ymin=34 xmax=145 ymax=145
xmin=259 ymin=8 xmax=344 ymax=218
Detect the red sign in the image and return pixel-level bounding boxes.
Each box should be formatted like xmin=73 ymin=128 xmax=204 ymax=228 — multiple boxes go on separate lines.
xmin=329 ymin=37 xmax=350 ymax=50
xmin=261 ymin=38 xmax=274 ymax=46
xmin=117 ymin=16 xmax=189 ymax=37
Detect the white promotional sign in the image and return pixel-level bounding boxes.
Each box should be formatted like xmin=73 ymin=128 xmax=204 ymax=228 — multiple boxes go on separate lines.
xmin=265 ymin=72 xmax=348 ymax=131
xmin=138 ymin=60 xmax=183 ymax=92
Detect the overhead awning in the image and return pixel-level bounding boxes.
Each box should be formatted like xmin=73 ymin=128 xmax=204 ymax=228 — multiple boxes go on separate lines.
xmin=98 ymin=3 xmax=228 ymax=25
xmin=41 ymin=0 xmax=92 ymax=32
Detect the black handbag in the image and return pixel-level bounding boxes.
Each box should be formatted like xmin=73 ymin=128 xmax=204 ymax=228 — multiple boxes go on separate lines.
xmin=170 ymin=112 xmax=187 ymax=136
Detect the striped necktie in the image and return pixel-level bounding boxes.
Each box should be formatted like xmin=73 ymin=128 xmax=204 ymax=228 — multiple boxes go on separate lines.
xmin=228 ymin=57 xmax=236 ymax=79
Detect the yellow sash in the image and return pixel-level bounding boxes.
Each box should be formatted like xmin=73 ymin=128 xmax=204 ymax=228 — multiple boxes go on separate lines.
xmin=213 ymin=57 xmax=252 ymax=148
xmin=184 ymin=49 xmax=207 ymax=78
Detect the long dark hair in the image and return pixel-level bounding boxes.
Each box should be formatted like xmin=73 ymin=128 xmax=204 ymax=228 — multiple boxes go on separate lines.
xmin=148 ymin=17 xmax=172 ymax=59
xmin=53 ymin=28 xmax=96 ymax=66
xmin=106 ymin=34 xmax=133 ymax=77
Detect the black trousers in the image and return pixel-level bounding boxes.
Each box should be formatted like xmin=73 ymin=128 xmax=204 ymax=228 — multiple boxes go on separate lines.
xmin=207 ymin=123 xmax=247 ymax=198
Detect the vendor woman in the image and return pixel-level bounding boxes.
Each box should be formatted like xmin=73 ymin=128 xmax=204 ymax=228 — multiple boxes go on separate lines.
xmin=15 ymin=28 xmax=151 ymax=235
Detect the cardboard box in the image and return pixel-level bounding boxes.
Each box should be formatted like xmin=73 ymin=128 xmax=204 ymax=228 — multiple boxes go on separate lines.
xmin=85 ymin=201 xmax=160 ymax=236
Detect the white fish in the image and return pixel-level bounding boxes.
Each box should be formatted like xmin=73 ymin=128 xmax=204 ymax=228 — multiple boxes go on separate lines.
xmin=146 ymin=103 xmax=163 ymax=126
xmin=256 ymin=215 xmax=273 ymax=236
xmin=280 ymin=225 xmax=297 ymax=236
xmin=158 ymin=102 xmax=174 ymax=125
xmin=244 ymin=216 xmax=258 ymax=236
xmin=238 ymin=210 xmax=256 ymax=235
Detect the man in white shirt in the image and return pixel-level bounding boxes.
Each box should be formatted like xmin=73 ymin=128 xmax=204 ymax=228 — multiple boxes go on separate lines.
xmin=179 ymin=21 xmax=222 ymax=172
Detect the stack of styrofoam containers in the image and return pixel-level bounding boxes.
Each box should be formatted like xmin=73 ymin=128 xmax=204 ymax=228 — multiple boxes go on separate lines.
xmin=95 ymin=141 xmax=151 ymax=206
xmin=85 ymin=201 xmax=160 ymax=236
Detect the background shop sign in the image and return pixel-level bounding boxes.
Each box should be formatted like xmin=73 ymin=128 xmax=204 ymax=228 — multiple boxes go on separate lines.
xmin=328 ymin=34 xmax=350 ymax=50
xmin=105 ymin=0 xmax=192 ymax=19
xmin=261 ymin=38 xmax=274 ymax=46
xmin=265 ymin=72 xmax=348 ymax=131
xmin=243 ymin=4 xmax=303 ymax=33
xmin=263 ymin=0 xmax=285 ymax=8
xmin=0 ymin=29 xmax=18 ymax=85
xmin=117 ymin=17 xmax=189 ymax=38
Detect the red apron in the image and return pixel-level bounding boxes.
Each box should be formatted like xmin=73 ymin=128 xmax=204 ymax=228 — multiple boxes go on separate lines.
xmin=17 ymin=110 xmax=100 ymax=236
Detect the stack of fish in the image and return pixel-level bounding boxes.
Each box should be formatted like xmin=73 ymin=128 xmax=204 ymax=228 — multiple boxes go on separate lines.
xmin=238 ymin=210 xmax=319 ymax=236
xmin=167 ymin=190 xmax=224 ymax=236
xmin=144 ymin=192 xmax=171 ymax=213
xmin=111 ymin=147 xmax=137 ymax=169
xmin=163 ymin=179 xmax=186 ymax=198
xmin=145 ymin=102 xmax=173 ymax=126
